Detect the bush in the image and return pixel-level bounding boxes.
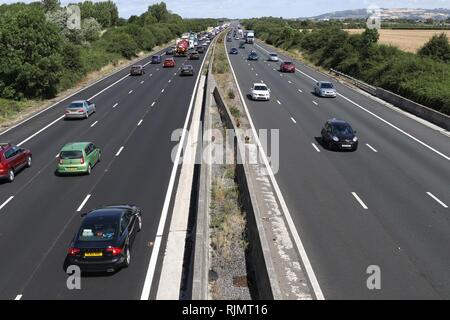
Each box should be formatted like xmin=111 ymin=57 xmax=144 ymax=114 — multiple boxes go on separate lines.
xmin=227 ymin=89 xmax=235 ymax=99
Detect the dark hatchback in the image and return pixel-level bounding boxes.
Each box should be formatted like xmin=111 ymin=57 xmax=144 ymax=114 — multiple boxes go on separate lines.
xmin=180 ymin=64 xmax=194 ymax=76
xmin=66 ymin=205 xmax=142 ymax=273
xmin=151 ymin=55 xmax=162 ymax=64
xmin=321 ymin=119 xmax=358 ymax=151
xmin=248 ymin=52 xmax=259 ymax=61
xmin=188 ymin=51 xmax=200 ymax=60
xmin=196 ymin=46 xmax=205 ymax=53
xmin=229 ymin=48 xmax=238 ymax=55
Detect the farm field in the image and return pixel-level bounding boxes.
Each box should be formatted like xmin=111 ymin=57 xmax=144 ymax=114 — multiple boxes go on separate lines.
xmin=344 ymin=29 xmax=450 ymax=53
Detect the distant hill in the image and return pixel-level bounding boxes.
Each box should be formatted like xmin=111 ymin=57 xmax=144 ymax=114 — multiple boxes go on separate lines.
xmin=302 ymin=8 xmax=450 ymax=21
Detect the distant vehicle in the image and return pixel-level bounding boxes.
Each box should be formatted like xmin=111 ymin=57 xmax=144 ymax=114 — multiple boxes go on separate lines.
xmin=248 ymin=51 xmax=259 ymax=61
xmin=315 ymin=81 xmax=337 ymax=98
xmin=197 ymin=46 xmax=205 ymax=53
xmin=280 ymin=61 xmax=295 ymax=73
xmin=250 ymin=83 xmax=270 ymax=101
xmin=239 ymin=41 xmax=245 ymax=49
xmin=65 ymin=100 xmax=96 ymax=119
xmin=180 ymin=65 xmax=194 ymax=76
xmin=163 ymin=57 xmax=176 ymax=68
xmin=150 ymin=55 xmax=161 ymax=64
xmin=321 ymin=119 xmax=358 ymax=151
xmin=235 ymin=36 xmax=240 ymax=40
xmin=188 ymin=51 xmax=200 ymax=60
xmin=229 ymin=48 xmax=239 ymax=55
xmin=57 ymin=142 xmax=101 ymax=175
xmin=202 ymin=42 xmax=208 ymax=47
xmin=175 ymin=39 xmax=189 ymax=57
xmin=66 ymin=205 xmax=142 ymax=273
xmin=227 ymin=36 xmax=232 ymax=42
xmin=245 ymin=30 xmax=254 ymax=44
xmin=268 ymin=53 xmax=279 ymax=62
xmin=238 ymin=29 xmax=243 ymax=37
xmin=0 ymin=143 xmax=32 ymax=182
xmin=130 ymin=64 xmax=146 ymax=75
xmin=166 ymin=47 xmax=175 ymax=55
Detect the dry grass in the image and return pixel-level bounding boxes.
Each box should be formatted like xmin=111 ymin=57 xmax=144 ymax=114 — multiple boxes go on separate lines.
xmin=345 ymin=29 xmax=450 ymax=53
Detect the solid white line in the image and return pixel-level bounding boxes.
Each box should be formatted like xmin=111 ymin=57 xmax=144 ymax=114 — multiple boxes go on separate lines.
xmin=76 ymin=194 xmax=91 ymax=212
xmin=290 ymin=117 xmax=297 ymax=124
xmin=151 ymin=101 xmax=156 ymax=107
xmin=140 ymin=34 xmax=213 ymax=301
xmin=0 ymin=196 xmax=14 ymax=211
xmin=18 ymin=115 xmax=65 ymax=146
xmin=352 ymin=192 xmax=368 ymax=210
xmin=138 ymin=120 xmax=143 ymax=126
xmin=14 ymin=295 xmax=22 ymax=300
xmin=312 ymin=101 xmax=318 ymax=106
xmin=227 ymin=41 xmax=325 ymax=300
xmin=128 ymin=90 xmax=133 ymax=94
xmin=277 ymin=100 xmax=281 ymax=105
xmin=312 ymin=143 xmax=321 ymax=152
xmin=115 ymin=146 xmax=124 ymax=157
xmin=254 ymin=42 xmax=450 ymax=161
xmin=366 ymin=144 xmax=378 ymax=152
xmin=427 ymin=192 xmax=448 ymax=208
xmin=90 ymin=121 xmax=98 ymax=128
xmin=112 ymin=103 xmax=118 ymax=108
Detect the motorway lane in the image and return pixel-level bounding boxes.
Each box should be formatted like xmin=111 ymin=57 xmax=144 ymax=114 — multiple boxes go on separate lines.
xmin=0 ymin=46 xmax=208 ymax=299
xmin=226 ymin=37 xmax=450 ymax=298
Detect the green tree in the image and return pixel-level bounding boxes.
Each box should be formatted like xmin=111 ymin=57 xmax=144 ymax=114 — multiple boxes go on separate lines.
xmin=148 ymin=2 xmax=169 ymax=23
xmin=418 ymin=33 xmax=450 ymax=63
xmin=42 ymin=0 xmax=60 ymax=12
xmin=81 ymin=17 xmax=101 ymax=42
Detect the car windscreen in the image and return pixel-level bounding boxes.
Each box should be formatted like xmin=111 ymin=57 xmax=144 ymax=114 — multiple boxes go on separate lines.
xmin=284 ymin=62 xmax=292 ymax=65
xmin=78 ymin=222 xmax=117 ymax=242
xmin=320 ymin=83 xmax=334 ymax=89
xmin=60 ymin=150 xmax=83 ymax=159
xmin=68 ymin=102 xmax=84 ymax=109
xmin=270 ymin=53 xmax=278 ymax=56
xmin=182 ymin=66 xmax=192 ymax=70
xmin=332 ymin=124 xmax=353 ymax=135
xmin=254 ymin=86 xmax=267 ymax=91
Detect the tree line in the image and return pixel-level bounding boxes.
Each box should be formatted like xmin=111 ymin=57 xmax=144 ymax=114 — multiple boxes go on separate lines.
xmin=0 ymin=1 xmax=216 ymax=100
xmin=243 ymin=17 xmax=450 ymax=115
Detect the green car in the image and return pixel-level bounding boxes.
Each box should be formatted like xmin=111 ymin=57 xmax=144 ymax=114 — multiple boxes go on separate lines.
xmin=57 ymin=142 xmax=101 ymax=175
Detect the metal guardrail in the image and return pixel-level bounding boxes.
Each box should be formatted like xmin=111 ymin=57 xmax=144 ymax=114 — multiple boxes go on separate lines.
xmin=330 ymin=68 xmax=377 ymax=95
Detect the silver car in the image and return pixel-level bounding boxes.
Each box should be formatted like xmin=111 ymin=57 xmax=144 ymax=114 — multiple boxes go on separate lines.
xmin=314 ymin=81 xmax=337 ymax=98
xmin=268 ymin=53 xmax=279 ymax=62
xmin=65 ymin=100 xmax=96 ymax=119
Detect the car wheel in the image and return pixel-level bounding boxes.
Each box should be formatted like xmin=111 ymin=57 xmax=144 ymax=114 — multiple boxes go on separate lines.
xmin=86 ymin=164 xmax=91 ymax=175
xmin=97 ymin=152 xmax=101 ymax=163
xmin=124 ymin=247 xmax=131 ymax=267
xmin=8 ymin=169 xmax=14 ymax=182
xmin=85 ymin=112 xmax=89 ymax=119
xmin=26 ymin=156 xmax=32 ymax=168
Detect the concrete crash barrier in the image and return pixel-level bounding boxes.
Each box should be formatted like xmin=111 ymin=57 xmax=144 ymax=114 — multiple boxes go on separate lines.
xmin=376 ymin=88 xmax=450 ymax=131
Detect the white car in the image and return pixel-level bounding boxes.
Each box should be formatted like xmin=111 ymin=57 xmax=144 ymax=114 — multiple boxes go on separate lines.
xmin=268 ymin=53 xmax=279 ymax=62
xmin=251 ymin=83 xmax=270 ymax=101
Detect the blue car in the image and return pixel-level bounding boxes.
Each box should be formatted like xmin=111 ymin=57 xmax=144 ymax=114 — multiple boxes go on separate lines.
xmin=151 ymin=55 xmax=162 ymax=64
xmin=248 ymin=51 xmax=259 ymax=61
xmin=229 ymin=48 xmax=238 ymax=55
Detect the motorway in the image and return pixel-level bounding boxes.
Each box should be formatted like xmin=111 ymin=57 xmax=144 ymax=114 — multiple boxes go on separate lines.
xmin=0 ymin=44 xmax=208 ymax=299
xmin=226 ymin=35 xmax=450 ymax=299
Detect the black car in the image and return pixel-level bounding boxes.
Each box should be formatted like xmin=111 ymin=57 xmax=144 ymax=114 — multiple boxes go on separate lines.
xmin=229 ymin=48 xmax=238 ymax=55
xmin=197 ymin=46 xmax=205 ymax=53
xmin=180 ymin=64 xmax=194 ymax=76
xmin=321 ymin=119 xmax=358 ymax=151
xmin=248 ymin=51 xmax=259 ymax=61
xmin=166 ymin=47 xmax=175 ymax=55
xmin=66 ymin=205 xmax=142 ymax=273
xmin=188 ymin=51 xmax=200 ymax=60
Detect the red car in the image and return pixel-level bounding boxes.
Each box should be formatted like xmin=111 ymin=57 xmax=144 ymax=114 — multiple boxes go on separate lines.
xmin=163 ymin=58 xmax=176 ymax=68
xmin=280 ymin=61 xmax=295 ymax=73
xmin=0 ymin=143 xmax=32 ymax=182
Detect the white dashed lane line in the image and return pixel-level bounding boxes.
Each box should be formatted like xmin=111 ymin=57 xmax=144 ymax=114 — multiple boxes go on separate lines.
xmin=366 ymin=144 xmax=378 ymax=153
xmin=161 ymin=89 xmax=165 ymax=93
xmin=90 ymin=121 xmax=98 ymax=128
xmin=0 ymin=196 xmax=14 ymax=211
xmin=352 ymin=192 xmax=368 ymax=210
xmin=276 ymin=100 xmax=281 ymax=105
xmin=151 ymin=101 xmax=156 ymax=107
xmin=138 ymin=120 xmax=143 ymax=126
xmin=128 ymin=90 xmax=133 ymax=95
xmin=14 ymin=295 xmax=22 ymax=300
xmin=427 ymin=192 xmax=448 ymax=208
xmin=76 ymin=194 xmax=91 ymax=212
xmin=312 ymin=143 xmax=321 ymax=153
xmin=112 ymin=103 xmax=118 ymax=108
xmin=298 ymin=89 xmax=303 ymax=93
xmin=290 ymin=117 xmax=297 ymax=124
xmin=312 ymin=101 xmax=318 ymax=106
xmin=115 ymin=146 xmax=124 ymax=157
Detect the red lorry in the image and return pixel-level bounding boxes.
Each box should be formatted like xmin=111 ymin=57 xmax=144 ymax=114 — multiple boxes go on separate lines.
xmin=175 ymin=39 xmax=189 ymax=57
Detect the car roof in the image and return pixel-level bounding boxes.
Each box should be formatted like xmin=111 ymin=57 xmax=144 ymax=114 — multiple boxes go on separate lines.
xmin=83 ymin=208 xmax=124 ymax=223
xmin=328 ymin=119 xmax=349 ymax=125
xmin=70 ymin=100 xmax=86 ymax=104
xmin=319 ymin=81 xmax=332 ymax=85
xmin=182 ymin=64 xmax=193 ymax=68
xmin=61 ymin=142 xmax=91 ymax=151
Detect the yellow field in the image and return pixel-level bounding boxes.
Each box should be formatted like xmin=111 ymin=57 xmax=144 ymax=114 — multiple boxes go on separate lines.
xmin=344 ymin=29 xmax=450 ymax=53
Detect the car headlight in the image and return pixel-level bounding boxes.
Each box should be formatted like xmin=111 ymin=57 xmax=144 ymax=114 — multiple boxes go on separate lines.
xmin=353 ymin=136 xmax=358 ymax=142
xmin=332 ymin=136 xmax=339 ymax=142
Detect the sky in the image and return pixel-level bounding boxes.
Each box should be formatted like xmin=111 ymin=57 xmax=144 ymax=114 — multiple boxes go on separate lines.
xmin=1 ymin=0 xmax=449 ymax=18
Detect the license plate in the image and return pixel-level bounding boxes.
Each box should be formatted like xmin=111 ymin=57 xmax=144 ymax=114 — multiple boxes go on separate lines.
xmin=67 ymin=167 xmax=78 ymax=171
xmin=85 ymin=252 xmax=102 ymax=257
xmin=342 ymin=145 xmax=351 ymax=148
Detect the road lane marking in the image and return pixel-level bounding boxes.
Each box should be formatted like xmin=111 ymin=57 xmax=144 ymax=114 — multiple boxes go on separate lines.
xmin=366 ymin=144 xmax=378 ymax=152
xmin=128 ymin=90 xmax=133 ymax=95
xmin=256 ymin=73 xmax=258 ymax=76
xmin=288 ymin=80 xmax=292 ymax=84
xmin=427 ymin=192 xmax=448 ymax=208
xmin=115 ymin=146 xmax=124 ymax=157
xmin=168 ymin=79 xmax=172 ymax=83
xmin=352 ymin=192 xmax=368 ymax=210
xmin=151 ymin=101 xmax=156 ymax=107
xmin=290 ymin=117 xmax=297 ymax=124
xmin=312 ymin=101 xmax=318 ymax=106
xmin=227 ymin=41 xmax=324 ymax=300
xmin=312 ymin=143 xmax=320 ymax=152
xmin=298 ymin=89 xmax=303 ymax=93
xmin=174 ymin=73 xmax=177 ymax=76
xmin=112 ymin=103 xmax=118 ymax=108
xmin=76 ymin=194 xmax=91 ymax=212
xmin=138 ymin=120 xmax=143 ymax=126
xmin=254 ymin=43 xmax=450 ymax=161
xmin=150 ymin=74 xmax=153 ymax=77
xmin=161 ymin=89 xmax=165 ymax=93
xmin=18 ymin=115 xmax=65 ymax=146
xmin=277 ymin=100 xmax=281 ymax=105
xmin=0 ymin=196 xmax=14 ymax=211
xmin=90 ymin=121 xmax=98 ymax=128
xmin=14 ymin=295 xmax=22 ymax=300
xmin=141 ymin=81 xmax=145 ymax=84
xmin=140 ymin=37 xmax=212 ymax=301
